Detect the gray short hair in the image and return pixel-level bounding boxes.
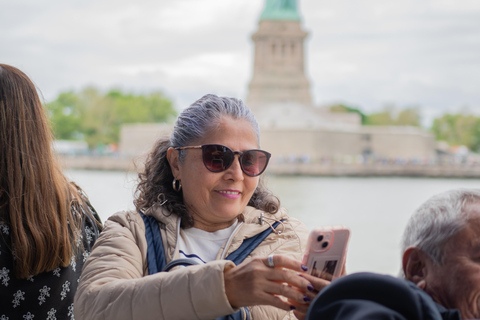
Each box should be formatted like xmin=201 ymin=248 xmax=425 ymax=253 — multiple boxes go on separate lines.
xmin=401 ymin=188 xmax=480 ymax=264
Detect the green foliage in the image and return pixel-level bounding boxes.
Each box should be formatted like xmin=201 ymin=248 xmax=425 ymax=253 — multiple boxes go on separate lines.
xmin=46 ymin=87 xmax=176 ymax=148
xmin=328 ymin=103 xmax=480 ymax=151
xmin=364 ymin=108 xmax=395 ymax=126
xmin=396 ymin=108 xmax=421 ymax=126
xmin=364 ymin=105 xmax=421 ymax=127
xmin=47 ymin=91 xmax=83 ymax=140
xmin=329 ymin=104 xmax=421 ymax=126
xmin=431 ymin=113 xmax=480 ymax=152
xmin=329 ymin=104 xmax=367 ymax=124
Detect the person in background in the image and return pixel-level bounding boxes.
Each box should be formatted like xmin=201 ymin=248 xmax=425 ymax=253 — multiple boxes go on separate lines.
xmin=306 ymin=188 xmax=480 ymax=320
xmin=400 ymin=188 xmax=480 ymax=319
xmin=0 ymin=64 xmax=102 ymax=319
xmin=74 ymin=94 xmax=329 ymax=320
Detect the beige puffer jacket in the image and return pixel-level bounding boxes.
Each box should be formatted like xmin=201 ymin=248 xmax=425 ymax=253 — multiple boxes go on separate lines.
xmin=74 ymin=206 xmax=308 ymax=320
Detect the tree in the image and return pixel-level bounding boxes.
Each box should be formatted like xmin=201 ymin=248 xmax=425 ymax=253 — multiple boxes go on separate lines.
xmin=46 ymin=87 xmax=176 ymax=148
xmin=47 ymin=91 xmax=83 ymax=140
xmin=364 ymin=105 xmax=421 ymax=127
xmin=329 ymin=104 xmax=421 ymax=127
xmin=396 ymin=107 xmax=421 ymax=126
xmin=329 ymin=104 xmax=368 ymax=124
xmin=364 ymin=107 xmax=396 ymax=126
xmin=431 ymin=113 xmax=480 ymax=152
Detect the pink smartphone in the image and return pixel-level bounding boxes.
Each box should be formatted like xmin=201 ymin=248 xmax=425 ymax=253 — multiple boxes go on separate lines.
xmin=302 ymin=226 xmax=350 ymax=281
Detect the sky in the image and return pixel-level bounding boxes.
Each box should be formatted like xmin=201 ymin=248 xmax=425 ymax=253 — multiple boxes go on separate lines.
xmin=2 ymin=0 xmax=480 ymax=126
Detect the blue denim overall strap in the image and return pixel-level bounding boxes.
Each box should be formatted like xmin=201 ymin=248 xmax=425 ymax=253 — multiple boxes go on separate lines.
xmin=140 ymin=212 xmax=282 ymax=320
xmin=141 ymin=212 xmax=166 ymax=273
xmin=225 ymin=221 xmax=281 ymax=263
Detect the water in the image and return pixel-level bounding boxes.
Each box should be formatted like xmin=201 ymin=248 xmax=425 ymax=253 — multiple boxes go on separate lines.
xmin=65 ymin=169 xmax=480 ymax=276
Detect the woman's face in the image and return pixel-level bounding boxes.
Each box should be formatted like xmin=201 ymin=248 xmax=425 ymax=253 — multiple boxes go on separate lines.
xmin=168 ymin=116 xmax=260 ymax=231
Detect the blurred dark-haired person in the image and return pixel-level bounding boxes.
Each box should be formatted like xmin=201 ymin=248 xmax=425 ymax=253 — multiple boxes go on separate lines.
xmin=306 ymin=188 xmax=480 ymax=320
xmin=0 ymin=64 xmax=102 ymax=319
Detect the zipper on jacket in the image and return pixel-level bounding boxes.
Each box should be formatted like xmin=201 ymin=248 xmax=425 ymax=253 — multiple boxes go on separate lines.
xmin=172 ymin=218 xmax=182 ymax=260
xmin=241 ymin=308 xmax=247 ymax=320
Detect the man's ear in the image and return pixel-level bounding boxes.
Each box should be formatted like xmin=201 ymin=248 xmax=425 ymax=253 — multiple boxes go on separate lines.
xmin=403 ymin=247 xmax=429 ymax=286
xmin=166 ymin=147 xmax=181 ymax=179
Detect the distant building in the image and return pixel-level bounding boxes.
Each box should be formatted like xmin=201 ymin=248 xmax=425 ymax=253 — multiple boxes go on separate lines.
xmin=247 ymin=0 xmax=435 ymax=163
xmin=119 ymin=123 xmax=172 ymax=157
xmin=119 ymin=0 xmax=436 ymax=165
xmin=247 ymin=0 xmax=312 ymax=107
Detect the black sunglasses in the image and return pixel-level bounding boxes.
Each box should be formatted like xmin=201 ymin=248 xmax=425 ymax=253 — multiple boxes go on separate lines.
xmin=175 ymin=144 xmax=271 ymax=177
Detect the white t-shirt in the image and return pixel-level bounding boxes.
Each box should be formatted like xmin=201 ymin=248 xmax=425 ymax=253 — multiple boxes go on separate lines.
xmin=178 ymin=220 xmax=239 ymax=264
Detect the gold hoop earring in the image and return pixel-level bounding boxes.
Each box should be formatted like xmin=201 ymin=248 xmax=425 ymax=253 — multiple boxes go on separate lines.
xmin=172 ymin=178 xmax=182 ymax=192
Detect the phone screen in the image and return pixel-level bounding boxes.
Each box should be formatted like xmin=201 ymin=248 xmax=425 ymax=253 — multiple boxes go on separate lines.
xmin=311 ymin=260 xmax=338 ymax=281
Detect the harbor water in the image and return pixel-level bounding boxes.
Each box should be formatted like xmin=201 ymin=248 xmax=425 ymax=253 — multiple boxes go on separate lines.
xmin=65 ymin=169 xmax=480 ymax=276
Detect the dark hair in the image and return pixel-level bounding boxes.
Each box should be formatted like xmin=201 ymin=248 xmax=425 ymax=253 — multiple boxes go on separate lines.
xmin=134 ymin=94 xmax=280 ymax=228
xmin=0 ymin=64 xmax=98 ymax=278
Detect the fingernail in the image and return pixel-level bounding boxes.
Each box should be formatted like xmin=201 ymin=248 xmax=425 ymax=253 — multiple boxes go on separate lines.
xmin=301 ymin=264 xmax=308 ymax=272
xmin=307 ymin=284 xmax=314 ymax=291
xmin=290 ymin=305 xmax=296 ymax=310
xmin=303 ymin=295 xmax=312 ymax=302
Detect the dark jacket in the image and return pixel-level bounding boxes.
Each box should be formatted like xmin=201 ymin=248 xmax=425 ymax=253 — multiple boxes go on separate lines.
xmin=306 ymin=272 xmax=461 ymax=320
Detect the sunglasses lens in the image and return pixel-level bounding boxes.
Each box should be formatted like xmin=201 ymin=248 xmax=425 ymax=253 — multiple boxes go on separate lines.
xmin=241 ymin=150 xmax=270 ymax=176
xmin=202 ymin=145 xmax=234 ymax=172
xmin=201 ymin=144 xmax=270 ymax=176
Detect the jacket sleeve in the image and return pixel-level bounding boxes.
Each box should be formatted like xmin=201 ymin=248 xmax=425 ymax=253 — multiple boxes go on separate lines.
xmin=74 ymin=211 xmax=237 ymax=320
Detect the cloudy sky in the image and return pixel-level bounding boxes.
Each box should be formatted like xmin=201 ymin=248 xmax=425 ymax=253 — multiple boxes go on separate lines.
xmin=3 ymin=0 xmax=480 ymax=125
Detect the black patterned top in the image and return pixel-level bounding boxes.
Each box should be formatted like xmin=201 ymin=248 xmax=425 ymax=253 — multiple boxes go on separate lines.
xmin=0 ymin=198 xmax=102 ymax=320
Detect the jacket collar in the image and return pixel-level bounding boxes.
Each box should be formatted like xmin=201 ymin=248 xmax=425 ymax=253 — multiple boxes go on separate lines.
xmin=435 ymin=303 xmax=461 ymax=320
xmin=146 ymin=205 xmax=288 ymax=235
xmin=145 ymin=205 xmax=288 ymax=261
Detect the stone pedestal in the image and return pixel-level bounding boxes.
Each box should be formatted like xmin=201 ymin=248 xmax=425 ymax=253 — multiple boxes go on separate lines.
xmin=247 ymin=20 xmax=312 ymax=107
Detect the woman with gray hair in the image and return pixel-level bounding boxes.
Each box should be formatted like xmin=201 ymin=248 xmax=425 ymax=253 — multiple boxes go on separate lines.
xmin=75 ymin=94 xmax=324 ymax=320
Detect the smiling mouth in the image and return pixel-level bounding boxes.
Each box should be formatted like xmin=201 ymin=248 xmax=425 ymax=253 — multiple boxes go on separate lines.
xmin=218 ymin=190 xmax=240 ymax=195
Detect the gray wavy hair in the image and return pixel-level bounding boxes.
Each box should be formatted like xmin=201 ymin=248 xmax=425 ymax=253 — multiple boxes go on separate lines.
xmin=134 ymin=94 xmax=280 ymax=228
xmin=401 ymin=188 xmax=480 ymax=265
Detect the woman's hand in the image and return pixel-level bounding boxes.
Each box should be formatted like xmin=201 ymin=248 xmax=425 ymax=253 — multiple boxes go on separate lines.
xmin=290 ymin=273 xmax=331 ymax=319
xmin=291 ymin=262 xmax=347 ymax=320
xmin=224 ymin=255 xmax=316 ymax=312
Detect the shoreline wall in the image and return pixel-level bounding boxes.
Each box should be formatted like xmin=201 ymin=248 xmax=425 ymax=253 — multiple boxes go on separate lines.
xmin=59 ymin=155 xmax=480 ymax=178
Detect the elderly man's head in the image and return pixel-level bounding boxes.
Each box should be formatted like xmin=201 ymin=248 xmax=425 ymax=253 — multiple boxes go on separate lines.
xmin=402 ymin=188 xmax=480 ymax=319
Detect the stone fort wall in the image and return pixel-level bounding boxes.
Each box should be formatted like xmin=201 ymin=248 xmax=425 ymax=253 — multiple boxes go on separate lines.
xmin=119 ymin=123 xmax=436 ymax=163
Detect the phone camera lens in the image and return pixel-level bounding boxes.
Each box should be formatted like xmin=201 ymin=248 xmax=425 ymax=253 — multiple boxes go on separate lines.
xmin=317 ymin=235 xmax=324 ymax=242
xmin=322 ymin=241 xmax=329 ymax=248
